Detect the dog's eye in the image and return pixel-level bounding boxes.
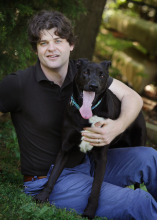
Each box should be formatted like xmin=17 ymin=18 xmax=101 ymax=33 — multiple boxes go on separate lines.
xmin=83 ymin=69 xmax=90 ymax=75
xmin=99 ymin=72 xmax=104 ymax=78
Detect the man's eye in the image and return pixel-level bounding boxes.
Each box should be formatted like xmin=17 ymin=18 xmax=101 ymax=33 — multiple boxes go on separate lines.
xmin=40 ymin=42 xmax=47 ymax=46
xmin=55 ymin=39 xmax=62 ymax=43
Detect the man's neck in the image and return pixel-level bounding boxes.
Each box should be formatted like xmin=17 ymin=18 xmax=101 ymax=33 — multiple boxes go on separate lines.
xmin=40 ymin=64 xmax=68 ymax=87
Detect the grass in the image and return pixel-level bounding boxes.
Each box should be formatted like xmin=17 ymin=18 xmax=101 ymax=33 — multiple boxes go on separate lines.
xmin=0 ymin=180 xmax=84 ymax=220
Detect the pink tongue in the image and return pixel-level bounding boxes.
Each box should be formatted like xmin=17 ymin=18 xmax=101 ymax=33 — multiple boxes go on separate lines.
xmin=79 ymin=91 xmax=95 ymax=119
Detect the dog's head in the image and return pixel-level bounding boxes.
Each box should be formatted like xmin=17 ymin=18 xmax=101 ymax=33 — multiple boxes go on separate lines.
xmin=73 ymin=58 xmax=111 ymax=119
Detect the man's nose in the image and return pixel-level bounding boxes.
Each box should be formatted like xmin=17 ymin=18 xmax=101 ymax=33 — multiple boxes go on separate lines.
xmin=48 ymin=42 xmax=56 ymax=50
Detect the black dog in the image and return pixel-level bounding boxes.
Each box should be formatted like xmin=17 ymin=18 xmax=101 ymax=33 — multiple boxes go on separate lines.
xmin=35 ymin=59 xmax=147 ymax=219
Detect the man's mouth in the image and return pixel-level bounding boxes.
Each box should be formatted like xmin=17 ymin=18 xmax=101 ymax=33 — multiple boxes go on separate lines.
xmin=47 ymin=54 xmax=59 ymax=59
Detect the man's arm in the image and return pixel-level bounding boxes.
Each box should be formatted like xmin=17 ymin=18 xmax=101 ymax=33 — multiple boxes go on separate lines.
xmin=108 ymin=78 xmax=143 ymax=131
xmin=82 ymin=78 xmax=143 ymax=146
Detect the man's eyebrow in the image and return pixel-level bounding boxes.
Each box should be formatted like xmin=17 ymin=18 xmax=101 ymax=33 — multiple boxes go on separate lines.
xmin=38 ymin=39 xmax=47 ymax=43
xmin=39 ymin=36 xmax=61 ymax=42
xmin=53 ymin=36 xmax=61 ymax=39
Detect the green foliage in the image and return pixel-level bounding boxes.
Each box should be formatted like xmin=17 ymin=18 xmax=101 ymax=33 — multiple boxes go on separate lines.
xmin=106 ymin=0 xmax=157 ymax=20
xmin=98 ymin=31 xmax=133 ymax=51
xmin=95 ymin=29 xmax=133 ymax=61
xmin=0 ymin=0 xmax=85 ymax=79
xmin=0 ymin=181 xmax=85 ymax=220
xmin=107 ymin=0 xmax=127 ymax=9
xmin=0 ymin=118 xmax=21 ymax=183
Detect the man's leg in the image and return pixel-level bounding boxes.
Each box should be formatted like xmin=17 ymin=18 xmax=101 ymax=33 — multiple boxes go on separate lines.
xmin=24 ymin=152 xmax=157 ymax=219
xmin=103 ymin=146 xmax=157 ymax=200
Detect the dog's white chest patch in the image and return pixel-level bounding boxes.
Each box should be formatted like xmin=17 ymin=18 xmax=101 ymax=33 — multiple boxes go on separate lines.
xmin=79 ymin=115 xmax=105 ymax=153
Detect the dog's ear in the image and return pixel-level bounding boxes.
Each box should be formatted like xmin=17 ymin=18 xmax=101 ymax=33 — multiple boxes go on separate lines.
xmin=76 ymin=58 xmax=89 ymax=69
xmin=100 ymin=60 xmax=111 ymax=71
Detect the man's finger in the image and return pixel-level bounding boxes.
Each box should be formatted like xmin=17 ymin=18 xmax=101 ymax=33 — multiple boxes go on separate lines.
xmin=82 ymin=131 xmax=102 ymax=139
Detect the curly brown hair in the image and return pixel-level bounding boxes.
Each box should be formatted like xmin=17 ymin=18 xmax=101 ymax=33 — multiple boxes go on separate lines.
xmin=28 ymin=10 xmax=76 ymax=51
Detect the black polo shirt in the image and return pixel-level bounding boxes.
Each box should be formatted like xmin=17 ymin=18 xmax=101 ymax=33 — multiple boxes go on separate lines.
xmin=0 ymin=59 xmax=113 ymax=176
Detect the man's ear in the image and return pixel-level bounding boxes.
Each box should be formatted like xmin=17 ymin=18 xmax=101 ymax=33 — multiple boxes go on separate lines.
xmin=76 ymin=58 xmax=89 ymax=69
xmin=100 ymin=60 xmax=111 ymax=72
xmin=70 ymin=44 xmax=74 ymax=52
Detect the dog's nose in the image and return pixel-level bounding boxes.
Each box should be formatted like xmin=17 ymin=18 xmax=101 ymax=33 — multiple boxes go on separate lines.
xmin=89 ymin=84 xmax=98 ymax=91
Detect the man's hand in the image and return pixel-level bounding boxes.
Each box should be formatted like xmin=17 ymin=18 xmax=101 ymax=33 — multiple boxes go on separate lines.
xmin=82 ymin=118 xmax=123 ymax=147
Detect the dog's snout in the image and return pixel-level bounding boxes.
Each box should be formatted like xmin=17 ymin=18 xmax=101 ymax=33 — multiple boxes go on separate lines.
xmin=89 ymin=84 xmax=98 ymax=91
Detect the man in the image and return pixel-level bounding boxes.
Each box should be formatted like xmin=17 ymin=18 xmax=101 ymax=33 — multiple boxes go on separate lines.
xmin=0 ymin=10 xmax=157 ymax=219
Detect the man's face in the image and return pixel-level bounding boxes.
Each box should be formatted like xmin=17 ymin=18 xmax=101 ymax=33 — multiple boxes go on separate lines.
xmin=36 ymin=28 xmax=74 ymax=73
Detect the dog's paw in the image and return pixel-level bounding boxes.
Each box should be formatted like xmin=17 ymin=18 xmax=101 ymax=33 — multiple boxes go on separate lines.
xmin=89 ymin=115 xmax=104 ymax=127
xmin=34 ymin=191 xmax=49 ymax=203
xmin=82 ymin=212 xmax=95 ymax=220
xmin=82 ymin=203 xmax=97 ymax=219
xmin=79 ymin=140 xmax=93 ymax=153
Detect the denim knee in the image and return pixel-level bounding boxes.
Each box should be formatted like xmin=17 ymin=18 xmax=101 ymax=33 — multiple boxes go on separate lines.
xmin=133 ymin=147 xmax=157 ymax=167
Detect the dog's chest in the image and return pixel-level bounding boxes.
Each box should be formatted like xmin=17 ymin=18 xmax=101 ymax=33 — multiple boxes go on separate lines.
xmin=79 ymin=115 xmax=105 ymax=153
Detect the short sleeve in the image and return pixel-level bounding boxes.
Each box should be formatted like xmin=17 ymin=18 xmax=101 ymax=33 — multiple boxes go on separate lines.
xmin=0 ymin=73 xmax=20 ymax=113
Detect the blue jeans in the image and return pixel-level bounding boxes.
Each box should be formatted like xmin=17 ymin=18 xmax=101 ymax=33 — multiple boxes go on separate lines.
xmin=24 ymin=147 xmax=157 ymax=220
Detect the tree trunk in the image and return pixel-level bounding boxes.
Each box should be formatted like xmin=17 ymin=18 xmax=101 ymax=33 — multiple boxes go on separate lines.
xmin=71 ymin=0 xmax=107 ymax=60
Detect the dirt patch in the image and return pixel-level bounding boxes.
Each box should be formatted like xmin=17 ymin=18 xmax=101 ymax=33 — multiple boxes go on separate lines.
xmin=142 ymin=94 xmax=157 ymax=149
xmin=142 ymin=96 xmax=157 ymax=125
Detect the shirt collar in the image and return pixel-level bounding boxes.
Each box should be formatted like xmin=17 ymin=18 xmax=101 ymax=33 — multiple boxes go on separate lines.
xmin=35 ymin=59 xmax=76 ymax=88
xmin=35 ymin=59 xmax=48 ymax=82
xmin=61 ymin=60 xmax=76 ymax=89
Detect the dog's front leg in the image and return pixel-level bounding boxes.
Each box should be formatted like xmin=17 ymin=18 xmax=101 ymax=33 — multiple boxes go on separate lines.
xmin=34 ymin=150 xmax=69 ymax=203
xmin=83 ymin=146 xmax=108 ymax=219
